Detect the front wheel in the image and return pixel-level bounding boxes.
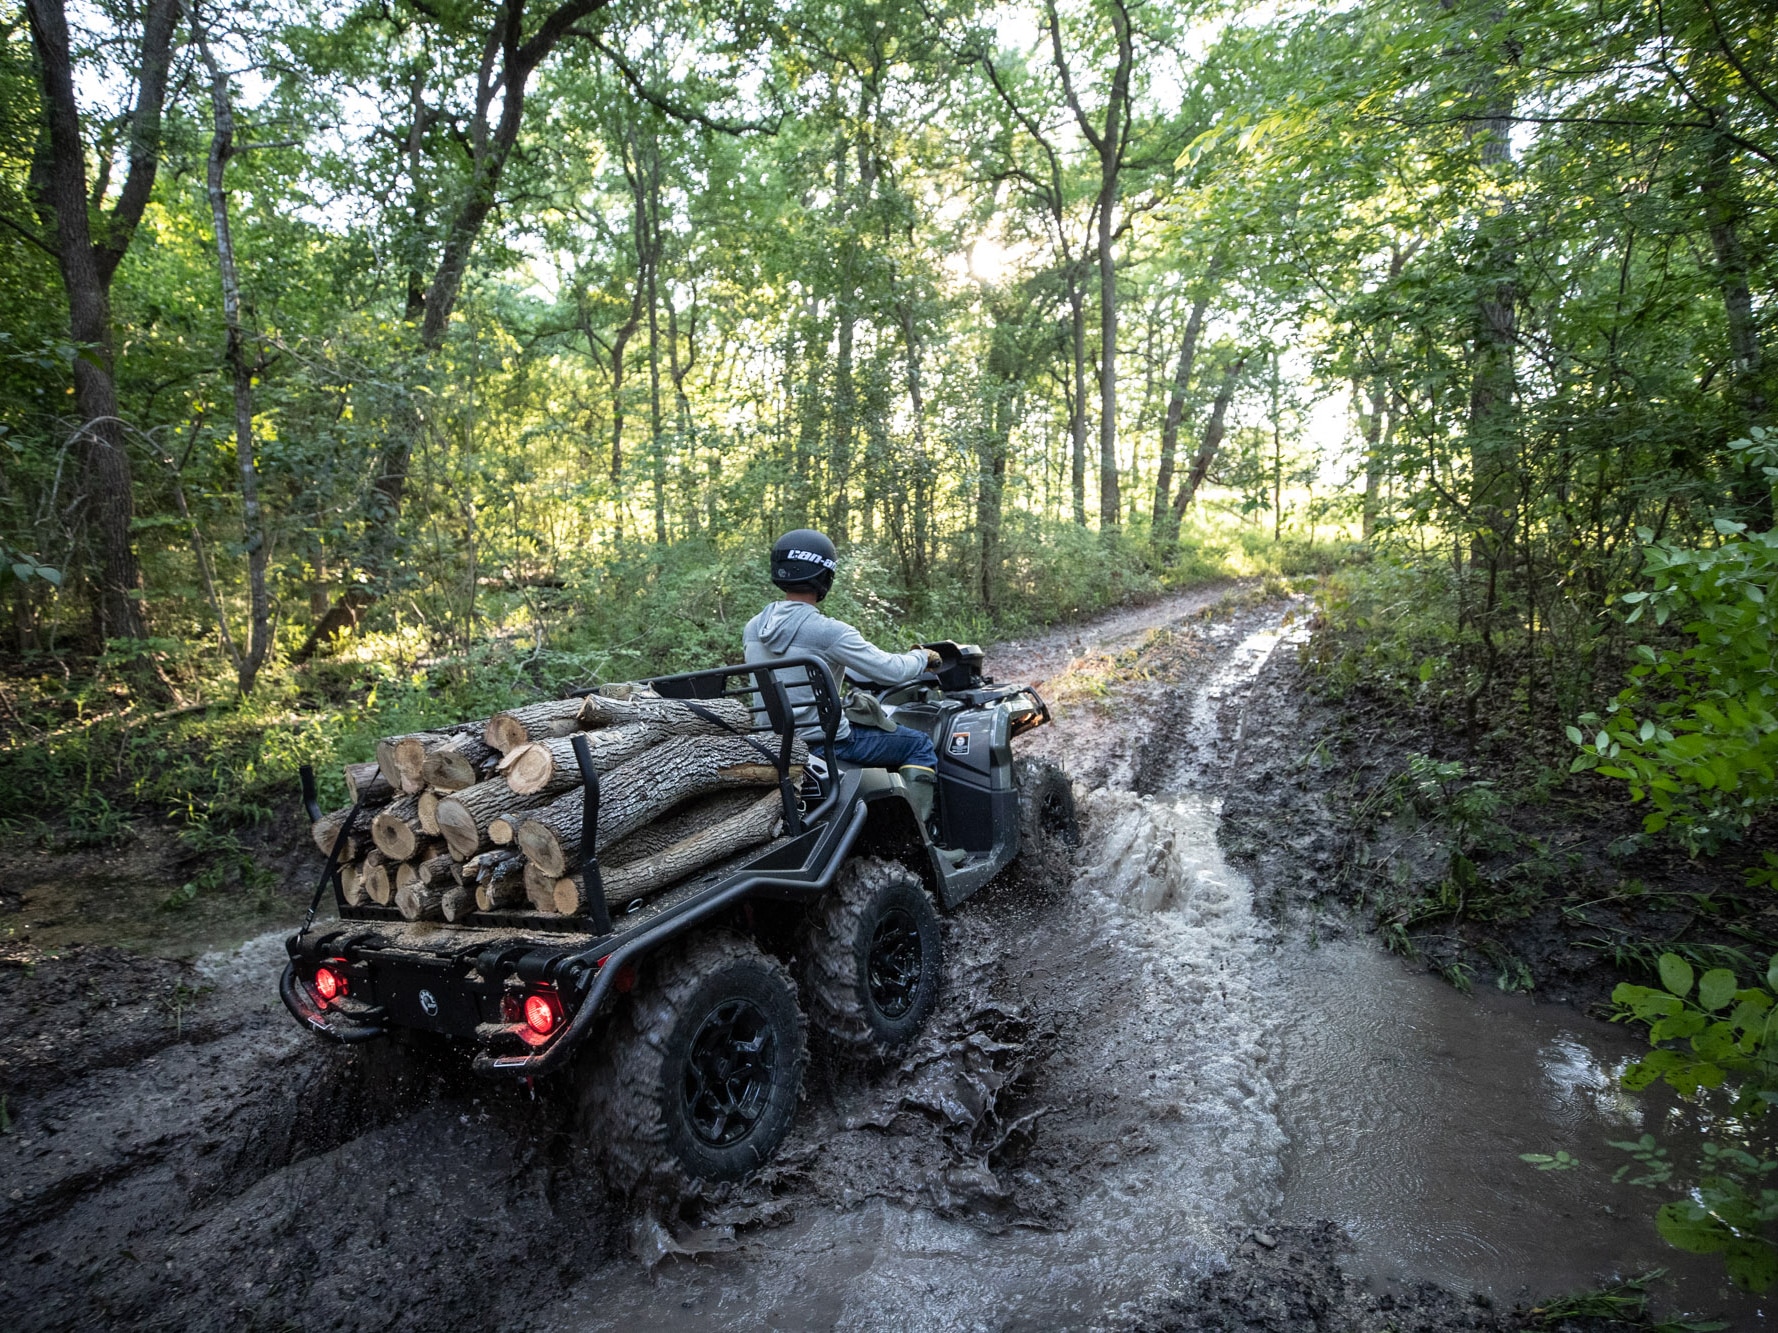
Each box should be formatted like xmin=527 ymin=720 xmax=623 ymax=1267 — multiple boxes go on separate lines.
xmin=585 ymin=931 xmax=807 ymax=1191
xmin=801 ymin=856 xmax=944 ymax=1057
xmin=1005 ymin=758 xmax=1080 ymax=894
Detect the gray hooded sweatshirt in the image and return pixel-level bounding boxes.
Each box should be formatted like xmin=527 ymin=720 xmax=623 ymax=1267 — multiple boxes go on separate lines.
xmin=743 ymin=600 xmax=928 ymax=740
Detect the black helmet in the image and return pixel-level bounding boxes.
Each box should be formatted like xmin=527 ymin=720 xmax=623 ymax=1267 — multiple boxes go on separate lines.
xmin=770 ymin=528 xmax=838 ymax=600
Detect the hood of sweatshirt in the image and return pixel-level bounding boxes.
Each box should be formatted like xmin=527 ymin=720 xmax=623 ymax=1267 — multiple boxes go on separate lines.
xmin=748 ymin=599 xmax=820 ymax=653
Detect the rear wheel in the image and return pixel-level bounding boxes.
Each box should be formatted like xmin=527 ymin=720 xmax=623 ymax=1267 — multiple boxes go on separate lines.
xmin=801 ymin=856 xmax=943 ymax=1057
xmin=585 ymin=931 xmax=807 ymax=1190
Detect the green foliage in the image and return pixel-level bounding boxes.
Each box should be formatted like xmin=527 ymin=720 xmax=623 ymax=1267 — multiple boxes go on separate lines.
xmin=1611 ymin=952 xmax=1778 ymax=1291
xmin=1572 ymin=432 xmax=1778 ymax=852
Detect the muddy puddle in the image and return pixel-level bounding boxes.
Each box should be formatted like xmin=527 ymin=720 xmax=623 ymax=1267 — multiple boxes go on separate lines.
xmin=5 ymin=585 xmax=1770 ymax=1330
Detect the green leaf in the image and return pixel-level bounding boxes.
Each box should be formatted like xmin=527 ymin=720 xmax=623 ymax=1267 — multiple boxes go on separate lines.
xmin=1699 ymin=968 xmax=1739 ymax=1011
xmin=1565 ymin=725 xmax=1584 ymax=745
xmin=1661 ymin=953 xmax=1696 ymax=998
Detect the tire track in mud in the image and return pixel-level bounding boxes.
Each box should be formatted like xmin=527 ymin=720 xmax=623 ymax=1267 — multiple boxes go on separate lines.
xmin=5 ymin=584 xmax=1309 ymax=1333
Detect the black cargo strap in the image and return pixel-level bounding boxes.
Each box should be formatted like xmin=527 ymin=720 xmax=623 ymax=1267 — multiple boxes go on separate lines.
xmin=568 ymin=734 xmax=614 ymax=934
xmin=678 ymin=698 xmax=782 ymax=768
xmin=680 ymin=691 xmax=804 ymax=836
xmin=298 ymin=764 xmax=360 ymax=937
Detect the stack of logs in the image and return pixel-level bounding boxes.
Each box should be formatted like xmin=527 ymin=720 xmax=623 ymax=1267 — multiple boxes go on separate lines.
xmin=308 ymin=686 xmax=803 ymax=923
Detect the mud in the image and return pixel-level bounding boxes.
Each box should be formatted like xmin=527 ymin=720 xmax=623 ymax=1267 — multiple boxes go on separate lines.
xmin=0 ymin=583 xmax=1752 ymax=1331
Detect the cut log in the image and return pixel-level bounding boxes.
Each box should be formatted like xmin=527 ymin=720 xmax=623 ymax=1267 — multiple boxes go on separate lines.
xmin=311 ymin=805 xmax=371 ymax=857
xmin=523 ymin=859 xmax=561 ymax=912
xmin=344 ymin=762 xmax=394 ymax=806
xmin=473 ymin=855 xmax=527 ymax=911
xmin=416 ymin=789 xmax=441 ymax=837
xmin=362 ymin=851 xmax=394 ymax=906
xmin=370 ymin=793 xmax=423 ymax=861
xmin=441 ymin=884 xmax=477 ymax=923
xmin=418 ymin=732 xmax=498 ymax=791
xmin=601 ymin=789 xmax=762 ymax=867
xmin=374 ymin=737 xmax=404 ymax=792
xmin=395 ymin=878 xmax=445 ymax=921
xmin=339 ymin=860 xmax=364 ymax=908
xmin=577 ymin=693 xmax=753 ymax=734
xmin=435 ymin=778 xmax=557 ymax=860
xmin=498 ymin=724 xmax=662 ymax=796
xmin=515 ymin=735 xmax=805 ymax=877
xmin=484 ymin=698 xmax=587 ymax=753
xmin=457 ymin=848 xmax=521 ymax=886
xmin=377 ymin=722 xmax=483 ymax=793
xmin=601 ymin=791 xmax=784 ymax=902
xmin=552 ymin=874 xmax=587 ymax=916
xmin=488 ymin=811 xmax=524 ymax=845
xmin=396 ymin=852 xmax=456 ymax=891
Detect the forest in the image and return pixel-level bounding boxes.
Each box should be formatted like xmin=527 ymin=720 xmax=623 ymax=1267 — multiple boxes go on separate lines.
xmin=2 ymin=0 xmax=1777 ymax=1323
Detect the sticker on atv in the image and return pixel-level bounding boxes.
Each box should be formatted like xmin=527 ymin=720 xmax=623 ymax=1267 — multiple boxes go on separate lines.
xmin=948 ymin=731 xmax=971 ymax=755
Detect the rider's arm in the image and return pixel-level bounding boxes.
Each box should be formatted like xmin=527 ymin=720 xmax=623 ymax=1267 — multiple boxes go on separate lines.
xmin=824 ymin=623 xmax=931 ymax=686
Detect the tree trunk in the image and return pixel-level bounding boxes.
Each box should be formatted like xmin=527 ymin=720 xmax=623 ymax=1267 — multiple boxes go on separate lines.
xmin=25 ymin=0 xmax=182 ymax=641
xmin=195 ymin=20 xmax=270 ymax=693
xmin=1046 ymin=0 xmax=1133 ymax=530
xmin=1703 ymin=128 xmax=1767 ymax=421
xmin=293 ymin=0 xmax=615 ymax=659
xmin=1069 ymin=282 xmax=1089 ymax=525
xmin=1172 ymin=356 xmax=1245 ymax=519
xmin=1151 ymin=291 xmax=1212 ymax=546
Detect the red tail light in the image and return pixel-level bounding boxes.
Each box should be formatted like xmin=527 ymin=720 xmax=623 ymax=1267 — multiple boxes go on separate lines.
xmin=314 ymin=965 xmax=345 ymax=1004
xmin=524 ymin=993 xmax=557 ymax=1036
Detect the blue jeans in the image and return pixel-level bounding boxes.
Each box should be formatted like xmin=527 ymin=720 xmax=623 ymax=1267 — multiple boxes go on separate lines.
xmin=825 ymin=724 xmax=938 ymax=771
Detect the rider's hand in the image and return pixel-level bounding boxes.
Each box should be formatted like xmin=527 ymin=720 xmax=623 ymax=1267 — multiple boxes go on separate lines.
xmin=923 ymin=648 xmax=943 ymax=668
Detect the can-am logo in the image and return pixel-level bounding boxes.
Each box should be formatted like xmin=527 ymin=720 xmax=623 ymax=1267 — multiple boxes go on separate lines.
xmin=418 ymin=988 xmax=439 ymax=1016
xmin=784 ymin=549 xmax=837 ymax=569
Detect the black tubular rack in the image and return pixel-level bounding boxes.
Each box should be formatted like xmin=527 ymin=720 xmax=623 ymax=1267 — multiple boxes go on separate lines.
xmin=641 ymin=653 xmax=844 ymax=835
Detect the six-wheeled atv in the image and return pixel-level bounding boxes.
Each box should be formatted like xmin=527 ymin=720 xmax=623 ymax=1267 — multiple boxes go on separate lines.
xmin=280 ymin=642 xmax=1078 ymax=1184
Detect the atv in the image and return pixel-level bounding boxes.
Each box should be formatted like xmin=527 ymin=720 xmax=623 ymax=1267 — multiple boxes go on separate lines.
xmin=279 ymin=642 xmax=1078 ymax=1185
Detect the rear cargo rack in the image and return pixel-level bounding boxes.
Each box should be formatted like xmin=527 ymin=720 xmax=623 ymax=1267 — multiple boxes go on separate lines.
xmin=640 ymin=654 xmax=844 ymax=834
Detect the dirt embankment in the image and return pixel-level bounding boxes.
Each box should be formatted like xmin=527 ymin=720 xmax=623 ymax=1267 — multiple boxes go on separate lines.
xmin=1 ymin=584 xmax=1668 ymax=1332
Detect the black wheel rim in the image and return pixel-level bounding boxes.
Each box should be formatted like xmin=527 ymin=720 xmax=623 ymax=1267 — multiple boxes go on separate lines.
xmin=682 ymin=998 xmax=777 ymax=1147
xmin=867 ymin=906 xmax=923 ymax=1019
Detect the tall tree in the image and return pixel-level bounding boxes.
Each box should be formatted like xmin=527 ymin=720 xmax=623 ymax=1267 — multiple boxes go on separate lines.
xmin=193 ymin=9 xmax=271 ymax=693
xmin=23 ymin=0 xmax=182 ymax=640
xmin=1047 ymin=0 xmax=1135 ymax=529
xmin=296 ymin=0 xmax=616 ymax=658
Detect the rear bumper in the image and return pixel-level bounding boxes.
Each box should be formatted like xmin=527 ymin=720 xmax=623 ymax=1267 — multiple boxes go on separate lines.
xmin=279 ymin=958 xmax=386 ymax=1043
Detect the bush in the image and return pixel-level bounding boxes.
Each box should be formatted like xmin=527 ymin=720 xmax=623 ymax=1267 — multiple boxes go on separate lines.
xmin=1571 ymin=432 xmax=1778 ymax=853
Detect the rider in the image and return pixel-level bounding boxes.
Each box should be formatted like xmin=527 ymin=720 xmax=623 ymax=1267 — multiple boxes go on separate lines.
xmin=743 ymin=528 xmax=945 ymax=832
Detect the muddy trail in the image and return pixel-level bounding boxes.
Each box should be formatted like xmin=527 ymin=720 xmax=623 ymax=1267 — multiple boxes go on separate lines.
xmin=1 ymin=586 xmax=1763 ymax=1331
